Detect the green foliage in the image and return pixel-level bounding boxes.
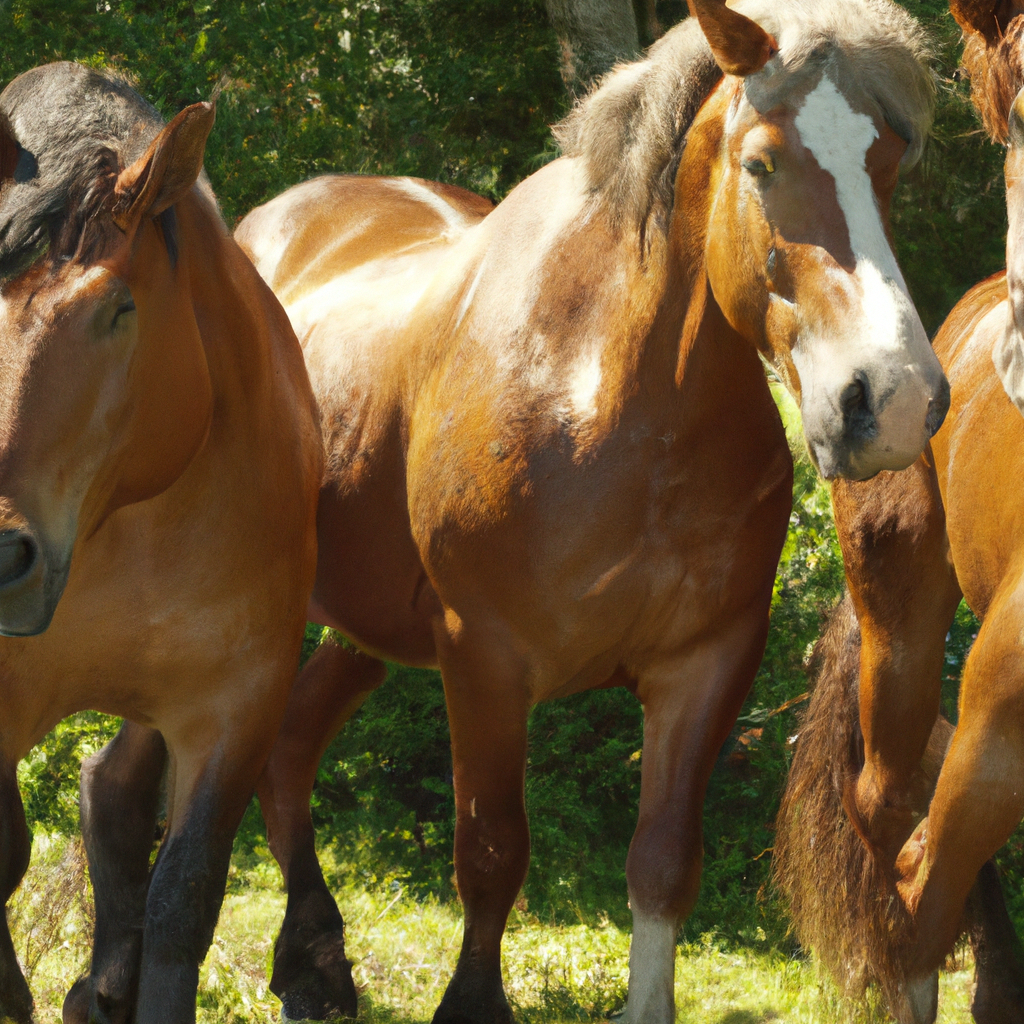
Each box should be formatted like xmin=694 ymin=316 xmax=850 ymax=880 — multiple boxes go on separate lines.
xmin=17 ymin=713 xmax=120 ymax=837
xmin=0 ymin=0 xmax=565 ymax=224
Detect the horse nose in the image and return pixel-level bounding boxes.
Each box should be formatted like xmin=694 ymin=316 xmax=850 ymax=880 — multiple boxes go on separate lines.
xmin=926 ymin=375 xmax=951 ymax=438
xmin=840 ymin=372 xmax=876 ymax=444
xmin=0 ymin=530 xmax=37 ymax=588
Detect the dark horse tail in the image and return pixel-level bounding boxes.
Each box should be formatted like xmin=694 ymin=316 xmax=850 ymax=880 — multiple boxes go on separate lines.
xmin=774 ymin=593 xmax=919 ymax=1003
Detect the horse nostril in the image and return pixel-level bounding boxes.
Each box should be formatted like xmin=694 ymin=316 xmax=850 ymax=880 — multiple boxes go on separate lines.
xmin=840 ymin=374 xmax=876 ymax=442
xmin=926 ymin=376 xmax=951 ymax=438
xmin=0 ymin=531 xmax=36 ymax=588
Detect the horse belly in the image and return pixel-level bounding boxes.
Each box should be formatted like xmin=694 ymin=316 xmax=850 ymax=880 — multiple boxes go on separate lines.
xmin=310 ymin=483 xmax=439 ymax=666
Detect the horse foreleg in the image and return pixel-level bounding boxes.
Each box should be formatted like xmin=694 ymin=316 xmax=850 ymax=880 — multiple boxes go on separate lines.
xmin=258 ymin=636 xmax=385 ymax=1021
xmin=621 ymin=604 xmax=774 ymax=1024
xmin=63 ymin=722 xmax=167 ymax=1024
xmin=894 ymin=591 xmax=1024 ymax=1013
xmin=432 ymin=647 xmax=529 ymax=1024
xmin=0 ymin=758 xmax=32 ymax=1024
xmin=966 ymin=860 xmax=1024 ymax=1024
xmin=132 ymin=721 xmax=279 ymax=1024
xmin=832 ymin=465 xmax=962 ymax=864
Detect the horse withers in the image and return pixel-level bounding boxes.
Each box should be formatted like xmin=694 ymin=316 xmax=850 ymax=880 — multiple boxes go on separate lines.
xmin=235 ymin=2 xmax=944 ymax=1021
xmin=776 ymin=3 xmax=1024 ymax=1022
xmin=0 ymin=64 xmax=322 ymax=1023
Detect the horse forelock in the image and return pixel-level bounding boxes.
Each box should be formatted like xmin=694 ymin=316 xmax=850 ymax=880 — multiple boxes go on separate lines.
xmin=554 ymin=0 xmax=933 ymax=233
xmin=0 ymin=62 xmax=168 ymax=281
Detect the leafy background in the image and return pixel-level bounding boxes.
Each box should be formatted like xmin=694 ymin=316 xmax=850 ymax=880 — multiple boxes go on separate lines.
xmin=5 ymin=0 xmax=1016 ymax=960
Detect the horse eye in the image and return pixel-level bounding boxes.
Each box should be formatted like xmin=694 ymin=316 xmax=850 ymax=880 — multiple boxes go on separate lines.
xmin=767 ymin=247 xmax=777 ymax=276
xmin=112 ymin=298 xmax=136 ymax=327
xmin=743 ymin=157 xmax=775 ymax=178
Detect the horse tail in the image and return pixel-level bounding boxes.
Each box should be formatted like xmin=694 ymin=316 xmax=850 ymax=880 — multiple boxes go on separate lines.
xmin=774 ymin=592 xmax=912 ymax=1003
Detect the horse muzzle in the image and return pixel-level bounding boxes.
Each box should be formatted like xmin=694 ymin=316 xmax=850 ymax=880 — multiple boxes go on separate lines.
xmin=0 ymin=526 xmax=67 ymax=636
xmin=803 ymin=368 xmax=950 ymax=482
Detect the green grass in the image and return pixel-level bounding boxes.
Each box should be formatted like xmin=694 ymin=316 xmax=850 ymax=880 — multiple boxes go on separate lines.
xmin=9 ymin=836 xmax=977 ymax=1024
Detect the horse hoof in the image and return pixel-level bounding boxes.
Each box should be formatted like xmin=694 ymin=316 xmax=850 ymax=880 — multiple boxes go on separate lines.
xmin=431 ymin=971 xmax=515 ymax=1024
xmin=62 ymin=978 xmax=91 ymax=1024
xmin=889 ymin=971 xmax=938 ymax=1024
xmin=274 ymin=938 xmax=358 ymax=1021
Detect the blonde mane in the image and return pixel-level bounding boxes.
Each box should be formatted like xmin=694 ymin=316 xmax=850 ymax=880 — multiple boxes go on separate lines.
xmin=555 ymin=0 xmax=935 ymax=230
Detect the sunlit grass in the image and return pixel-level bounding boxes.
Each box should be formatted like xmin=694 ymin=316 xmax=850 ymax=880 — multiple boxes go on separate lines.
xmin=10 ymin=836 xmax=976 ymax=1023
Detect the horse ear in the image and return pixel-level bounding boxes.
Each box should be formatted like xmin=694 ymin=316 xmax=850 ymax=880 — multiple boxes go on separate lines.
xmin=111 ymin=100 xmax=215 ymax=234
xmin=687 ymin=0 xmax=777 ymax=76
xmin=949 ymin=0 xmax=1015 ymax=41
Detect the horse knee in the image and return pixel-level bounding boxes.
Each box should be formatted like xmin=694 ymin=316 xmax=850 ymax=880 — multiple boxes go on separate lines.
xmin=625 ymin=816 xmax=701 ymax=921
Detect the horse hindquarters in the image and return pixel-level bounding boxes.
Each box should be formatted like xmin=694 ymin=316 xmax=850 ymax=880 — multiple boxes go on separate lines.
xmin=0 ymin=759 xmax=32 ymax=1024
xmin=257 ymin=637 xmax=386 ymax=1021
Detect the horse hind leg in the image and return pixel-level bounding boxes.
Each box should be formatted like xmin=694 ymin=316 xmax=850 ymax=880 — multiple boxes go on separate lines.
xmin=258 ymin=635 xmax=386 ymax=1021
xmin=63 ymin=721 xmax=167 ymax=1024
xmin=966 ymin=860 xmax=1024 ymax=1024
xmin=0 ymin=758 xmax=33 ymax=1024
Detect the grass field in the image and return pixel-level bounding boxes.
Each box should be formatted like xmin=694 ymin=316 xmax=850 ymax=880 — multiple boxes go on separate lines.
xmin=10 ymin=835 xmax=977 ymax=1024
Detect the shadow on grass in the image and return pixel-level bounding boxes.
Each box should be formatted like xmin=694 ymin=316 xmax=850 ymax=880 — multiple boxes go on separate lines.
xmin=714 ymin=1012 xmax=781 ymax=1024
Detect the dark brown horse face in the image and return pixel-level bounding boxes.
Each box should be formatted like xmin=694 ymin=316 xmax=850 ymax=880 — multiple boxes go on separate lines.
xmin=704 ymin=72 xmax=948 ymax=481
xmin=0 ymin=262 xmax=140 ymax=635
xmin=0 ymin=98 xmax=215 ymax=636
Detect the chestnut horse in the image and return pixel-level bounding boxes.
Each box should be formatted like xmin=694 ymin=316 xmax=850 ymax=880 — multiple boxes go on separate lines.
xmin=776 ymin=3 xmax=1024 ymax=1023
xmin=0 ymin=63 xmax=321 ymax=1023
xmin=231 ymin=1 xmax=944 ymax=1020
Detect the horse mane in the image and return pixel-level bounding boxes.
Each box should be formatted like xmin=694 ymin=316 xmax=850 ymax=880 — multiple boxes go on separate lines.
xmin=554 ymin=0 xmax=934 ymax=232
xmin=961 ymin=14 xmax=1024 ymax=142
xmin=0 ymin=62 xmax=174 ymax=279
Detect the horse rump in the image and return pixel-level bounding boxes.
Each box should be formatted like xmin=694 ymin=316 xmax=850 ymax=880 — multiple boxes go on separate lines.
xmin=773 ymin=593 xmax=914 ymax=1005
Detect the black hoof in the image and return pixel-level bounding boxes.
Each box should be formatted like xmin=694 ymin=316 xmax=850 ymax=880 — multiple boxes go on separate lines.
xmin=62 ymin=977 xmax=132 ymax=1024
xmin=273 ymin=933 xmax=358 ymax=1021
xmin=62 ymin=977 xmax=91 ymax=1024
xmin=431 ymin=965 xmax=514 ymax=1024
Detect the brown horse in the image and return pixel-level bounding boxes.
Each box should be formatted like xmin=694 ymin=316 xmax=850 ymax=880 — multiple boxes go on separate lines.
xmin=230 ymin=1 xmax=945 ymax=1020
xmin=776 ymin=3 xmax=1024 ymax=1022
xmin=0 ymin=63 xmax=321 ymax=1023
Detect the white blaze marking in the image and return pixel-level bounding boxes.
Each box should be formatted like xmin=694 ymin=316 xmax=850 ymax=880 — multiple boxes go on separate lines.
xmin=794 ymin=75 xmax=915 ymax=353
xmin=621 ymin=912 xmax=676 ymax=1024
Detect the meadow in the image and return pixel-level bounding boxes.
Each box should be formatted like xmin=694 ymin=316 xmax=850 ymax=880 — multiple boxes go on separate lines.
xmin=11 ymin=836 xmax=979 ymax=1024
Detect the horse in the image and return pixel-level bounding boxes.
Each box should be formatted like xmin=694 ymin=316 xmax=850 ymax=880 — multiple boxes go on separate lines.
xmin=227 ymin=1 xmax=947 ymax=1020
xmin=0 ymin=63 xmax=322 ymax=1024
xmin=775 ymin=3 xmax=1024 ymax=1022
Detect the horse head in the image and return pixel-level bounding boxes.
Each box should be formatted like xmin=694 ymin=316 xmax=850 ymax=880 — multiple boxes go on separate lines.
xmin=0 ymin=63 xmax=216 ymax=636
xmin=687 ymin=0 xmax=948 ymax=480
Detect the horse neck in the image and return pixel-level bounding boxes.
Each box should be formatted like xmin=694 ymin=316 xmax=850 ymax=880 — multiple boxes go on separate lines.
xmin=619 ymin=119 xmax=771 ymax=439
xmin=176 ymin=191 xmax=296 ymax=437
